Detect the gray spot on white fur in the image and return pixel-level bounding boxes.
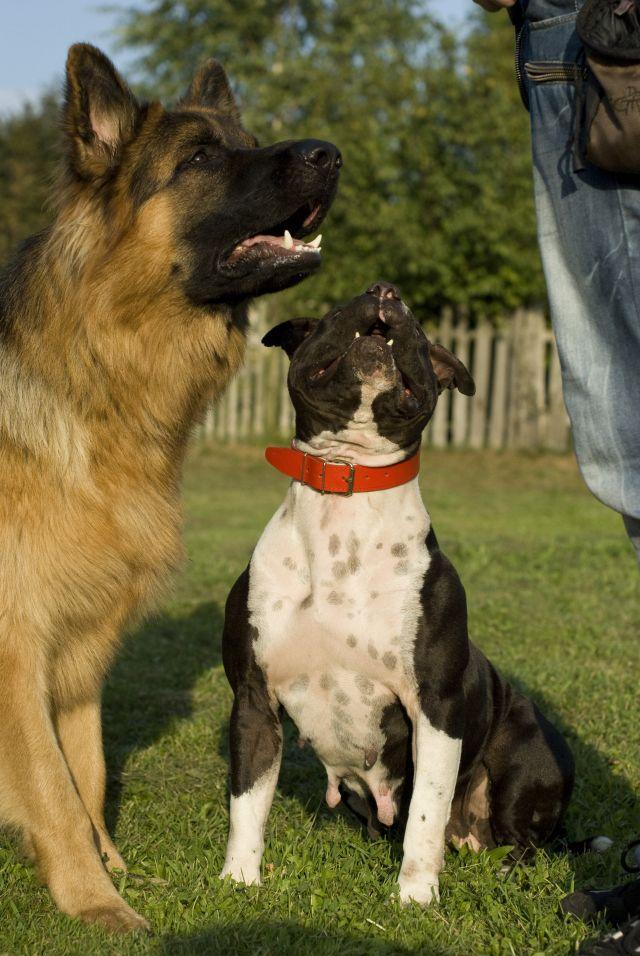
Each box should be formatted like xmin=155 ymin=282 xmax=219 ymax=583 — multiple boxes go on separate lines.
xmin=290 ymin=674 xmax=310 ymax=692
xmin=335 ymin=690 xmax=350 ymax=706
xmin=391 ymin=543 xmax=408 ymax=558
xmin=355 ymin=675 xmax=374 ymax=697
xmin=329 ymin=534 xmax=340 ymax=556
xmin=346 ymin=634 xmax=357 ymax=648
xmin=368 ymin=642 xmax=378 ymax=660
xmin=333 ymin=561 xmax=348 ymax=579
xmin=272 ymin=600 xmax=283 ymax=610
xmin=328 ymin=590 xmax=343 ymax=605
xmin=334 ymin=706 xmax=353 ymax=725
xmin=320 ymin=673 xmax=335 ymax=691
xmin=394 ymin=560 xmax=409 ymax=575
xmin=300 ymin=593 xmax=313 ymax=609
xmin=283 ymin=556 xmax=297 ymax=570
xmin=382 ymin=652 xmax=397 ymax=670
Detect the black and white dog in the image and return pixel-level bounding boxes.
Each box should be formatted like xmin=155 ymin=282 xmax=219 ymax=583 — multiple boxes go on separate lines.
xmin=220 ymin=282 xmax=574 ymax=906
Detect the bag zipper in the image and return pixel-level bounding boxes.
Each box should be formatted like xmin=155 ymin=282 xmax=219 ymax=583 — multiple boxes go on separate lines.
xmin=525 ymin=62 xmax=588 ymax=84
xmin=510 ymin=3 xmax=529 ymax=110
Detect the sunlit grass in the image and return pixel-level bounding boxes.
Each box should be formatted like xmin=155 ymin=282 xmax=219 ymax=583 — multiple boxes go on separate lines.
xmin=1 ymin=445 xmax=638 ymax=955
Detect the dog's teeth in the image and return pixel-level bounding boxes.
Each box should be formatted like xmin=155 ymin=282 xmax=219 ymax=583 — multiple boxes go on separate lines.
xmin=283 ymin=229 xmax=293 ymax=250
xmin=387 ymin=339 xmax=394 ymax=346
xmin=355 ymin=332 xmax=360 ymax=339
xmin=309 ymin=235 xmax=322 ymax=249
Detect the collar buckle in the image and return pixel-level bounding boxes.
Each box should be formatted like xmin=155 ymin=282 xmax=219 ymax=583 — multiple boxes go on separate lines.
xmin=328 ymin=458 xmax=356 ymax=496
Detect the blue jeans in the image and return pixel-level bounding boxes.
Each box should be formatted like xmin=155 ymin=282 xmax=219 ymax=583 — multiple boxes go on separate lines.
xmin=524 ymin=0 xmax=640 ymax=561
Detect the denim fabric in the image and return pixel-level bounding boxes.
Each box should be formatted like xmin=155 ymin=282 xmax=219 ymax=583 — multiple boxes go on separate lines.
xmin=524 ymin=0 xmax=640 ymax=558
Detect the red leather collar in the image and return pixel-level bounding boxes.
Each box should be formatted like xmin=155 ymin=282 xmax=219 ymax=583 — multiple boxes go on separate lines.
xmin=265 ymin=446 xmax=420 ymax=496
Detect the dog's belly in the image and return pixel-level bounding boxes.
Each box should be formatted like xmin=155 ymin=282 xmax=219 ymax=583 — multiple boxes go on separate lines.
xmin=272 ymin=640 xmax=402 ymax=822
xmin=249 ymin=489 xmax=432 ymax=824
xmin=277 ymin=655 xmax=395 ymax=765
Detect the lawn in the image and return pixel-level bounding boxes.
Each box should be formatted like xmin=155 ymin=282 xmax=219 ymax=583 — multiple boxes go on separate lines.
xmin=1 ymin=445 xmax=638 ymax=956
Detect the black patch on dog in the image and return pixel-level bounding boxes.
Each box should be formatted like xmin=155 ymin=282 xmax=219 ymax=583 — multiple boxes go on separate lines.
xmin=222 ymin=569 xmax=282 ymax=797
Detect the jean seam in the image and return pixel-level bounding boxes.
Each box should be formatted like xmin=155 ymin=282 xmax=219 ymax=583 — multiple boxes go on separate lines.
xmin=529 ymin=13 xmax=578 ymax=30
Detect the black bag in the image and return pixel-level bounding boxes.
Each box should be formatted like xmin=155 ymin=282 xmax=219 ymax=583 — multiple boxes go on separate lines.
xmin=574 ymin=0 xmax=640 ymax=173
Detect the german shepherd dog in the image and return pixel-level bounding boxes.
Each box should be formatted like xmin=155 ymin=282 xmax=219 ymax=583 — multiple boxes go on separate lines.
xmin=0 ymin=44 xmax=340 ymax=932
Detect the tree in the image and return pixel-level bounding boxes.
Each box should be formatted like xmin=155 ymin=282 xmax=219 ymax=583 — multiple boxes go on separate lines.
xmin=0 ymin=94 xmax=60 ymax=264
xmin=111 ymin=0 xmax=545 ymax=319
xmin=0 ymin=4 xmax=546 ymax=320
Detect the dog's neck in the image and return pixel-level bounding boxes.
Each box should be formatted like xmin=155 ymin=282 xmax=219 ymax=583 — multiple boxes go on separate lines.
xmin=0 ymin=233 xmax=247 ymax=479
xmin=286 ymin=406 xmax=427 ymax=547
xmin=292 ymin=382 xmax=422 ymax=469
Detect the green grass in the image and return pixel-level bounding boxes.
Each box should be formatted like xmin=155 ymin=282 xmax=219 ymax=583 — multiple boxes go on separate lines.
xmin=1 ymin=445 xmax=639 ymax=955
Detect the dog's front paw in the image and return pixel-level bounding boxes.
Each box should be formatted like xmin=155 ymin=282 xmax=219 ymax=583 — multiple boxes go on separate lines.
xmin=397 ymin=870 xmax=440 ymax=907
xmin=219 ymin=860 xmax=261 ymax=886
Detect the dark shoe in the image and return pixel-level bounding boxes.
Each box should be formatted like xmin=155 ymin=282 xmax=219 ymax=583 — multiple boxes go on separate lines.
xmin=579 ymin=916 xmax=640 ymax=954
xmin=562 ymin=878 xmax=640 ymax=926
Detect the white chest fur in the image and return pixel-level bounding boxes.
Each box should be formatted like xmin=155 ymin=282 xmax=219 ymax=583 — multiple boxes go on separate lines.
xmin=247 ymin=477 xmax=430 ymax=818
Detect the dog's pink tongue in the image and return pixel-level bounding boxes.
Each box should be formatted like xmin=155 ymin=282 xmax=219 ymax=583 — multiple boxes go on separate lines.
xmin=375 ymin=786 xmax=395 ymax=826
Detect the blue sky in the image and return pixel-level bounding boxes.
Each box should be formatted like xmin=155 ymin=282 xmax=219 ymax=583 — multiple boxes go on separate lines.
xmin=0 ymin=0 xmax=472 ymax=114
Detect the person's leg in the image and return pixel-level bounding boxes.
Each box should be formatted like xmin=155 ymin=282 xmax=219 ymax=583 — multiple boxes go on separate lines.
xmin=524 ymin=5 xmax=640 ymax=947
xmin=525 ymin=2 xmax=640 ymax=548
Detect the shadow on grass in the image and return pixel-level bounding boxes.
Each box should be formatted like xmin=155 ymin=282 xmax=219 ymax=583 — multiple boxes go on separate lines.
xmin=159 ymin=921 xmax=423 ymax=955
xmin=102 ymin=600 xmax=224 ymax=832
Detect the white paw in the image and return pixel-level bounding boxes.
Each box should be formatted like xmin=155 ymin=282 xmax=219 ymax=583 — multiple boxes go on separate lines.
xmin=397 ymin=873 xmax=440 ymax=907
xmin=219 ymin=861 xmax=261 ymax=886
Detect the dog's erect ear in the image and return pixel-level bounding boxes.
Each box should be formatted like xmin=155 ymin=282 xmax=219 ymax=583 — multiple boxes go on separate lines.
xmin=428 ymin=343 xmax=476 ymax=396
xmin=179 ymin=60 xmax=241 ymax=121
xmin=63 ymin=44 xmax=140 ymax=181
xmin=262 ymin=318 xmax=318 ymax=359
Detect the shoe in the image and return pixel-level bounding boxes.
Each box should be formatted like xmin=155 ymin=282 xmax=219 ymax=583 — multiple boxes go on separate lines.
xmin=579 ymin=916 xmax=640 ymax=954
xmin=562 ymin=879 xmax=640 ymax=926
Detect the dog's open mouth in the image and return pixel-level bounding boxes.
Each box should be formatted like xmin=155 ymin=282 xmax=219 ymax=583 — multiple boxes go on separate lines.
xmin=226 ymin=200 xmax=325 ymax=266
xmin=310 ymin=318 xmax=416 ymax=400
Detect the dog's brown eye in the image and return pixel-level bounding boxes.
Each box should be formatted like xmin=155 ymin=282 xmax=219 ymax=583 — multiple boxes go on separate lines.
xmin=189 ymin=149 xmax=208 ymax=165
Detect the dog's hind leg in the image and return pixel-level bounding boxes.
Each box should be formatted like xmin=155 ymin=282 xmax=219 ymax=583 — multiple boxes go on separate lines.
xmin=0 ymin=644 xmax=149 ymax=933
xmin=483 ymin=694 xmax=574 ymax=851
xmin=55 ymin=695 xmax=127 ymax=873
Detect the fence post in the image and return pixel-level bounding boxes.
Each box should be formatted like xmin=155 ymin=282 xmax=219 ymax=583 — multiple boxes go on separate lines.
xmin=253 ymin=348 xmax=266 ymax=436
xmin=451 ymin=312 xmax=471 ymax=447
xmin=239 ymin=353 xmax=252 ymax=440
xmin=488 ymin=333 xmax=508 ymax=450
xmin=469 ymin=319 xmax=492 ymax=449
xmin=546 ymin=336 xmax=570 ymax=451
xmin=507 ymin=309 xmax=546 ymax=449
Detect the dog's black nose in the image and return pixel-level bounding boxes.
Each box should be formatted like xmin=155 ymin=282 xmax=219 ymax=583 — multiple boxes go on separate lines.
xmin=294 ymin=139 xmax=342 ymax=170
xmin=367 ymin=281 xmax=401 ymax=300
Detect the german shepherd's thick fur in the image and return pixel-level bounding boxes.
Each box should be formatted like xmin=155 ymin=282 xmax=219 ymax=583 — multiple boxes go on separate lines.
xmin=0 ymin=44 xmax=340 ymax=932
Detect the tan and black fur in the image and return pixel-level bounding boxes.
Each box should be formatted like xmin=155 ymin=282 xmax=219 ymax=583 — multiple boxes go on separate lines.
xmin=0 ymin=44 xmax=339 ymax=932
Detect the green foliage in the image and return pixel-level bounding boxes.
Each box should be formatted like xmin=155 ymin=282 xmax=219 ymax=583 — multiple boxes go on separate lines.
xmin=110 ymin=0 xmax=546 ymax=319
xmin=0 ymin=3 xmax=547 ymax=319
xmin=0 ymin=93 xmax=59 ymax=264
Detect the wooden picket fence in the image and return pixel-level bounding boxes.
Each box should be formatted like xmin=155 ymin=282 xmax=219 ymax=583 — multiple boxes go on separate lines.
xmin=196 ymin=308 xmax=570 ymax=451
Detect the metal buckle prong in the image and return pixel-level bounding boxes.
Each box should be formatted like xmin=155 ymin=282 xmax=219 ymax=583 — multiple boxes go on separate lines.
xmin=331 ymin=457 xmax=356 ymax=497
